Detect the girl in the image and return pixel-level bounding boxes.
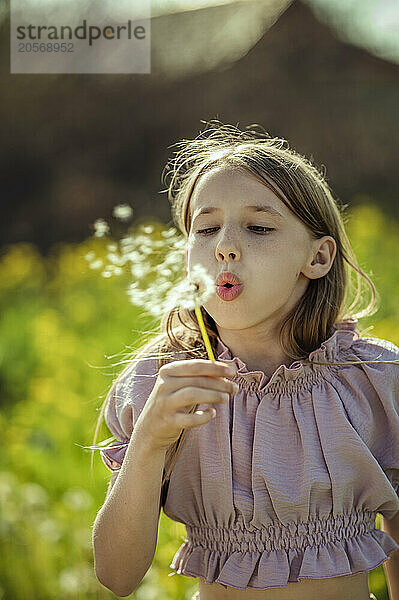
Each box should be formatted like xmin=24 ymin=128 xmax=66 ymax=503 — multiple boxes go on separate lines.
xmin=91 ymin=121 xmax=399 ymax=600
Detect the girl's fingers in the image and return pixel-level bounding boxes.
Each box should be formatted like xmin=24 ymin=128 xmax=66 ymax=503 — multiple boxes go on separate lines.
xmin=163 ymin=375 xmax=238 ymax=395
xmin=171 ymin=386 xmax=230 ymax=409
xmin=161 ymin=359 xmax=236 ymax=378
xmin=174 ymin=408 xmax=217 ymax=428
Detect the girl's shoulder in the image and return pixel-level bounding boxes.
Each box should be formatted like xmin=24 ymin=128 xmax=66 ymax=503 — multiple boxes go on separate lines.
xmin=350 ymin=334 xmax=399 ymax=370
xmin=336 ymin=333 xmax=399 ymax=413
xmin=352 ymin=334 xmax=399 ymax=356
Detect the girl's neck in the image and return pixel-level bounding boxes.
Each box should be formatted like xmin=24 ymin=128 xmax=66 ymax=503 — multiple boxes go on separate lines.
xmin=217 ymin=328 xmax=294 ymax=376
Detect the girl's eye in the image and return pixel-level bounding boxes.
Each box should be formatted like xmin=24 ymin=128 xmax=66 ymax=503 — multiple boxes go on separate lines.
xmin=196 ymin=226 xmax=275 ymax=235
xmin=248 ymin=226 xmax=275 ymax=234
xmin=196 ymin=227 xmax=220 ymax=235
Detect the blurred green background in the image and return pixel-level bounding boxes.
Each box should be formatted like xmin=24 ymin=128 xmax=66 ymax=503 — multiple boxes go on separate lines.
xmin=1 ymin=204 xmax=398 ymax=599
xmin=2 ymin=0 xmax=399 ymax=597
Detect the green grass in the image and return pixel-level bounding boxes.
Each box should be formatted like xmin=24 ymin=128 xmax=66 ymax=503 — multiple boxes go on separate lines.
xmin=0 ymin=203 xmax=398 ymax=599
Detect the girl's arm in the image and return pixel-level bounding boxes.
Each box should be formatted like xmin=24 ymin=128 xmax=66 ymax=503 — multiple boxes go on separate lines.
xmin=92 ymin=425 xmax=167 ymax=597
xmin=92 ymin=358 xmax=234 ymax=596
xmin=381 ymin=515 xmax=399 ymax=600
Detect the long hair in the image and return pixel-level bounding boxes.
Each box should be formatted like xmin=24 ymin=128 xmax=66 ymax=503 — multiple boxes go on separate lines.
xmin=89 ymin=119 xmax=398 ymax=498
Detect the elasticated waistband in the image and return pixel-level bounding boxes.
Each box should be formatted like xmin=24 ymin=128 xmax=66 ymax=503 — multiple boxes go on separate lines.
xmin=186 ymin=509 xmax=376 ymax=554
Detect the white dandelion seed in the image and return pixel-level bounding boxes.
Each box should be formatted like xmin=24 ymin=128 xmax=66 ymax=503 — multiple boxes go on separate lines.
xmin=93 ymin=218 xmax=110 ymax=238
xmin=89 ymin=259 xmax=103 ymax=270
xmin=106 ymin=252 xmax=125 ymax=266
xmin=161 ymin=228 xmax=178 ymax=238
xmin=130 ymin=263 xmax=151 ymax=278
xmin=120 ymin=235 xmax=136 ymax=252
xmin=157 ymin=267 xmax=173 ymax=278
xmin=112 ymin=204 xmax=133 ymax=221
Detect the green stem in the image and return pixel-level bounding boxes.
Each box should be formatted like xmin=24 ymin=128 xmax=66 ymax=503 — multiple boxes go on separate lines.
xmin=194 ymin=306 xmax=215 ymax=361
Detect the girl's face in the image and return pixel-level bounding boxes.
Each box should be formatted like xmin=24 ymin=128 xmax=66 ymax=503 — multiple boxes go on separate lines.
xmin=186 ymin=166 xmax=335 ymax=334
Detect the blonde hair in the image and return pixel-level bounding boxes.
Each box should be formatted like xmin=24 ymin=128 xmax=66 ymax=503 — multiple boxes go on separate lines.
xmin=89 ymin=119 xmax=398 ymax=499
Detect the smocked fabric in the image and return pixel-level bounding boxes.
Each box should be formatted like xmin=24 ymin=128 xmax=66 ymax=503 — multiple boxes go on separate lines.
xmin=100 ymin=320 xmax=399 ymax=590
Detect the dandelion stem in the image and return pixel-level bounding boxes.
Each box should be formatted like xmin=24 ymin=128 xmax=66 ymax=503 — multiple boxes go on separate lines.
xmin=194 ymin=306 xmax=215 ymax=361
xmin=194 ymin=304 xmax=227 ymax=489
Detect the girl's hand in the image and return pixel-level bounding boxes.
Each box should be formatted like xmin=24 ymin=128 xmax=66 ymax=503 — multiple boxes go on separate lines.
xmin=135 ymin=359 xmax=238 ymax=451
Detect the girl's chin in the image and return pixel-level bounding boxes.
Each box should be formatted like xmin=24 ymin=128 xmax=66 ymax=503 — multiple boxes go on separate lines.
xmin=202 ymin=307 xmax=253 ymax=329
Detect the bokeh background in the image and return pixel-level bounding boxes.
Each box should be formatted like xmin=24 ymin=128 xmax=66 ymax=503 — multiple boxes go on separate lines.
xmin=1 ymin=0 xmax=398 ymax=598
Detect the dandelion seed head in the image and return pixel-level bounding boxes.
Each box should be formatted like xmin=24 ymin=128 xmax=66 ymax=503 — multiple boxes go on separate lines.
xmin=112 ymin=203 xmax=133 ymax=221
xmin=184 ymin=264 xmax=215 ymax=308
xmin=89 ymin=217 xmax=205 ymax=319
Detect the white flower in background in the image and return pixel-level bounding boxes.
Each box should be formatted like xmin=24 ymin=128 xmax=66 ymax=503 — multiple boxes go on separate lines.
xmin=112 ymin=203 xmax=133 ymax=221
xmin=37 ymin=517 xmax=63 ymax=543
xmin=62 ymin=487 xmax=93 ymax=511
xmin=59 ymin=564 xmax=95 ymax=595
xmin=93 ymin=218 xmax=110 ymax=238
xmin=19 ymin=482 xmax=49 ymax=509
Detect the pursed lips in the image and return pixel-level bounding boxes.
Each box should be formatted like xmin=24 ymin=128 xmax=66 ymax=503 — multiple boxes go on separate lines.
xmin=216 ymin=271 xmax=242 ymax=287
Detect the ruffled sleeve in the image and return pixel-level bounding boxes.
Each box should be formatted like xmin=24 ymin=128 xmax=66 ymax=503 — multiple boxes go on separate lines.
xmin=100 ymin=348 xmax=159 ymax=473
xmin=342 ymin=336 xmax=399 ymax=512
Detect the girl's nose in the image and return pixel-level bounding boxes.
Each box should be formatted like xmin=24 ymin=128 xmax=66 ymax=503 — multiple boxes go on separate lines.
xmin=215 ymin=238 xmax=241 ymax=262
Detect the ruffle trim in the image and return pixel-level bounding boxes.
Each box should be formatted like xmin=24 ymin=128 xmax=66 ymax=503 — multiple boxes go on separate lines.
xmin=216 ymin=319 xmax=360 ymax=393
xmin=169 ymin=517 xmax=399 ymax=590
xmin=100 ymin=440 xmax=129 ymax=471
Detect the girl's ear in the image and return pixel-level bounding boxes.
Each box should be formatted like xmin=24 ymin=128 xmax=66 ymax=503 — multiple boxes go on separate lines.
xmin=303 ymin=236 xmax=336 ymax=279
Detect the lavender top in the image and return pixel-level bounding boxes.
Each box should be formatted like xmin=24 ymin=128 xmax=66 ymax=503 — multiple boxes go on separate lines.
xmin=100 ymin=320 xmax=399 ymax=590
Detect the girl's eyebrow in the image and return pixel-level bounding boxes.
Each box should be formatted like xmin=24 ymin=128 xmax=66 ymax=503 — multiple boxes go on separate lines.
xmin=192 ymin=204 xmax=284 ymax=219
